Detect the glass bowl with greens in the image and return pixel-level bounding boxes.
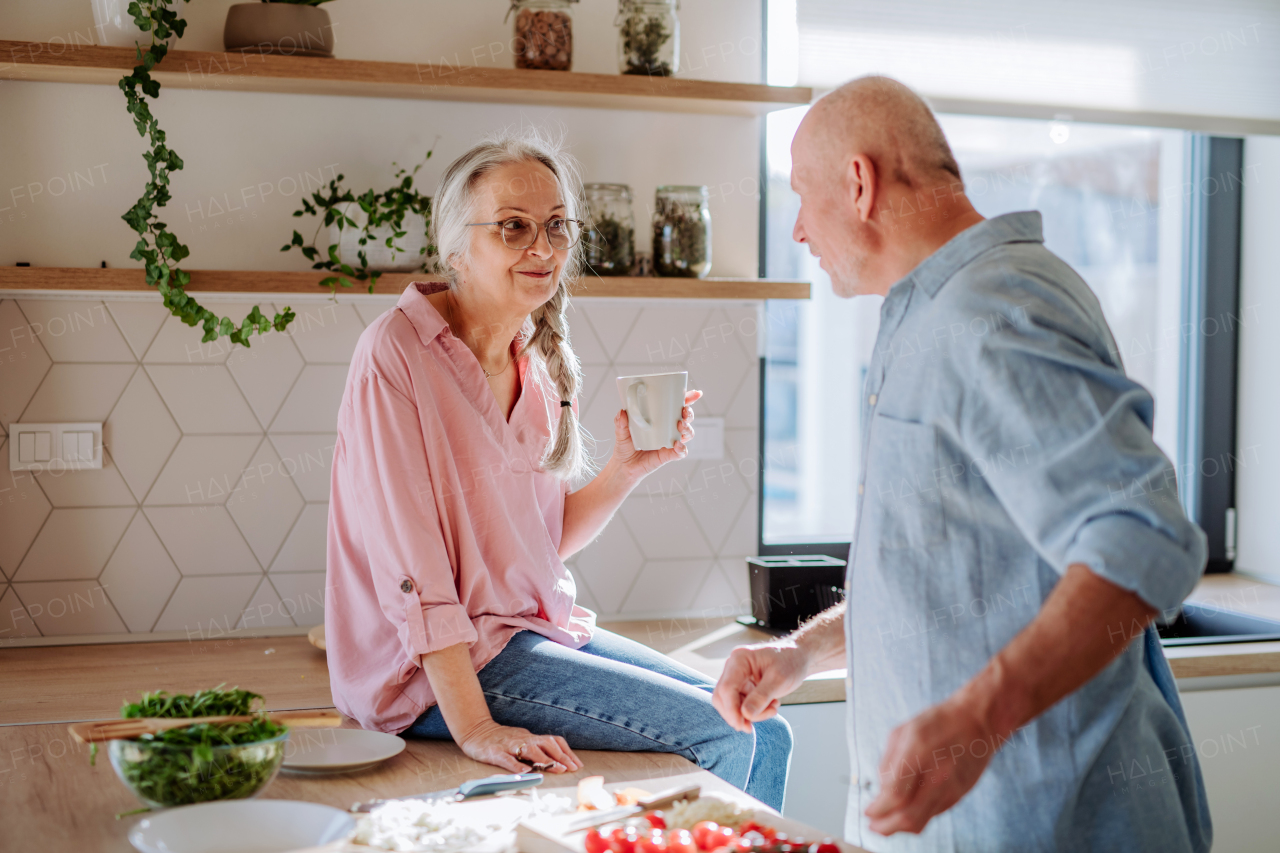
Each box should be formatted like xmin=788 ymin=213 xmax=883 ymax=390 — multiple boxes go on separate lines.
xmin=99 ymin=686 xmax=289 ymax=810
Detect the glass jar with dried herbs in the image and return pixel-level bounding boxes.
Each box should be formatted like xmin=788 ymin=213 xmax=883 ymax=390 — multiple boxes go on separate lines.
xmin=583 ymin=184 xmax=636 ymax=276
xmin=616 ymin=0 xmax=679 ymax=76
xmin=509 ymin=0 xmax=577 ymax=71
xmin=652 ymin=185 xmax=711 ymax=278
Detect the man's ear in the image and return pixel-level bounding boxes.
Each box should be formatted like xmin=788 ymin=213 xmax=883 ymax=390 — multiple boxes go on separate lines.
xmin=846 ymin=154 xmax=877 ymax=224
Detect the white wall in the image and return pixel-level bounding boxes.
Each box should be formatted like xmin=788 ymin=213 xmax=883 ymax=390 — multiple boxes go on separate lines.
xmin=0 ymin=0 xmax=768 ymax=644
xmin=1234 ymin=136 xmax=1280 ymax=581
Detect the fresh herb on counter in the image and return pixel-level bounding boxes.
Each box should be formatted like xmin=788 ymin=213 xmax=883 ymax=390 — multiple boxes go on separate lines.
xmin=97 ymin=685 xmax=287 ymax=812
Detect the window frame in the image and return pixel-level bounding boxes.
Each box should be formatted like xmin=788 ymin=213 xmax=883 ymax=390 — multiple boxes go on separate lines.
xmin=753 ymin=116 xmax=1246 ymax=570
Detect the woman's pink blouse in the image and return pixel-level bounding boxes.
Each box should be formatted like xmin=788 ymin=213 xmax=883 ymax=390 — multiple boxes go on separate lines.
xmin=326 ymin=281 xmax=596 ymax=733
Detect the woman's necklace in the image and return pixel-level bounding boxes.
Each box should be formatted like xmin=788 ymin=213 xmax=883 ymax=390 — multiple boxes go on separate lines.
xmin=446 ymin=290 xmax=511 ymax=378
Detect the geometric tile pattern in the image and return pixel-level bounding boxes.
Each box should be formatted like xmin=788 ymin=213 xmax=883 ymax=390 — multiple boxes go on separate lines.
xmin=567 ymin=299 xmax=761 ymax=618
xmin=0 ymin=294 xmax=760 ymax=640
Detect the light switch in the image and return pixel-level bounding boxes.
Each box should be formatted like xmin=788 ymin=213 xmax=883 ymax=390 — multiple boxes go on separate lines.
xmin=8 ymin=422 xmax=103 ymax=471
xmin=684 ymin=416 xmax=725 ymax=460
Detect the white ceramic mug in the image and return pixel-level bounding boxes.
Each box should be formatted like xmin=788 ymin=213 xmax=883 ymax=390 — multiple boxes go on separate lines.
xmin=616 ymin=371 xmax=688 ymax=451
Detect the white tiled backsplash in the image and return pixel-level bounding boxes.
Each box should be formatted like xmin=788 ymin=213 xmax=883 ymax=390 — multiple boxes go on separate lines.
xmin=0 ymin=292 xmax=762 ymax=644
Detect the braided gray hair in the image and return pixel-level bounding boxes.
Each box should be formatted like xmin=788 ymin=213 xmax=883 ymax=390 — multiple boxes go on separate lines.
xmin=429 ymin=127 xmax=597 ymax=483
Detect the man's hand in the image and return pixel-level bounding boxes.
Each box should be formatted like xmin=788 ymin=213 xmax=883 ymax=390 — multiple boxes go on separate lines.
xmin=864 ymin=696 xmax=997 ymax=835
xmin=863 ymin=564 xmax=1158 ymax=837
xmin=713 ymin=603 xmax=847 ymax=732
xmin=712 ymin=641 xmax=811 ymax=732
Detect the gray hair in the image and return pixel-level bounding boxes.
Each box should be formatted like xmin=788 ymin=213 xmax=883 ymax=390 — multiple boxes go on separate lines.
xmin=429 ymin=127 xmax=597 ymax=483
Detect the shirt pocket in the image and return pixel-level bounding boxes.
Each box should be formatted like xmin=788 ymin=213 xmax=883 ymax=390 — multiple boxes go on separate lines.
xmin=867 ymin=412 xmax=948 ymax=552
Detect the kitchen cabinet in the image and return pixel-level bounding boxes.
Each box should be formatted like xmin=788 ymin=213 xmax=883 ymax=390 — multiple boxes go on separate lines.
xmin=1178 ymin=684 xmax=1280 ymax=853
xmin=778 ymin=701 xmax=851 ymax=837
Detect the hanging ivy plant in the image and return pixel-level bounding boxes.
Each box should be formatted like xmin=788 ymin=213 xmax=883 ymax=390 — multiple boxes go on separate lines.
xmin=121 ymin=0 xmax=295 ymax=346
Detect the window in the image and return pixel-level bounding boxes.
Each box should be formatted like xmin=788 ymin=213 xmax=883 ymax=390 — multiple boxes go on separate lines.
xmin=760 ymin=109 xmax=1190 ymax=548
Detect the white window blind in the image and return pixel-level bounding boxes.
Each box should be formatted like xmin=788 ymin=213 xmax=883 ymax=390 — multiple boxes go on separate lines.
xmin=781 ymin=0 xmax=1280 ymax=134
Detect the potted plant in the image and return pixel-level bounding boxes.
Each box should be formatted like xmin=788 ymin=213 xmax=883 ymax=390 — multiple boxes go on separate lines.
xmin=282 ymin=151 xmax=437 ymax=294
xmin=223 ymin=0 xmax=337 ymax=57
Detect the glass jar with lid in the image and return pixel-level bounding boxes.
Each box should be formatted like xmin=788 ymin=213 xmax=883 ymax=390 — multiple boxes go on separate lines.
xmin=652 ymin=185 xmax=711 ymax=278
xmin=509 ymin=0 xmax=577 ymax=71
xmin=583 ymin=184 xmax=636 ymax=276
xmin=615 ymin=0 xmax=679 ymax=76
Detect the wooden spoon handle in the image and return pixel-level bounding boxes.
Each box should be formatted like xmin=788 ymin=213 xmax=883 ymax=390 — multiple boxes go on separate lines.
xmin=69 ymin=709 xmax=344 ymax=743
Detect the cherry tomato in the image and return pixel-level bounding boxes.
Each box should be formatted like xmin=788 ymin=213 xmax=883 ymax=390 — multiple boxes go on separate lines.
xmin=639 ymin=830 xmax=667 ymax=853
xmin=809 ymin=841 xmax=840 ymax=853
xmin=586 ymin=829 xmax=610 ymax=853
xmin=668 ymin=829 xmax=696 ymax=853
xmin=645 ymin=812 xmax=668 ymax=830
xmin=711 ymin=826 xmax=738 ymax=849
xmin=691 ymin=822 xmax=720 ymax=851
xmin=611 ymin=827 xmax=640 ymax=853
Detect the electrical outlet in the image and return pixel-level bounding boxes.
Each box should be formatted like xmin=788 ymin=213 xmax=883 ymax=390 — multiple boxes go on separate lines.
xmin=8 ymin=422 xmax=103 ymax=471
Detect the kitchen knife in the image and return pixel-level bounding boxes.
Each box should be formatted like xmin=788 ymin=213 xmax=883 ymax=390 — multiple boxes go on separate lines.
xmin=350 ymin=772 xmax=543 ymax=813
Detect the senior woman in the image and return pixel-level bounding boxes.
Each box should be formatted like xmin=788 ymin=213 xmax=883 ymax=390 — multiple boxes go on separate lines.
xmin=326 ymin=129 xmax=792 ymax=809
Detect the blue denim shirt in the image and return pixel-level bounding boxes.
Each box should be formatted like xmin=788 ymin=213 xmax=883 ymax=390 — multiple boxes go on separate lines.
xmin=843 ymin=212 xmax=1212 ymax=852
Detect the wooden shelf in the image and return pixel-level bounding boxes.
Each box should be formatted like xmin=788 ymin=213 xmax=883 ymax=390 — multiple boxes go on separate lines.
xmin=0 ymin=41 xmax=811 ymax=116
xmin=0 ymin=267 xmax=811 ymax=300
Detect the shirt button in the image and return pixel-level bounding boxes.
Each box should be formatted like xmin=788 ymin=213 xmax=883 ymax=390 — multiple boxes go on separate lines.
xmin=869 ymin=394 xmax=877 ymax=406
xmin=400 ymin=579 xmax=413 ymax=593
xmin=857 ymin=483 xmax=864 ymax=495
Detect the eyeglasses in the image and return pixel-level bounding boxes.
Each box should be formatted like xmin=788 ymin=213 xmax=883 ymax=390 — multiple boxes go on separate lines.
xmin=465 ymin=216 xmax=584 ymax=251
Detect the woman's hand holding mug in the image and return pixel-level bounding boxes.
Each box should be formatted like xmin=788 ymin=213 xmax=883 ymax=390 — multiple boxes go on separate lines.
xmin=613 ymin=386 xmax=702 ymax=480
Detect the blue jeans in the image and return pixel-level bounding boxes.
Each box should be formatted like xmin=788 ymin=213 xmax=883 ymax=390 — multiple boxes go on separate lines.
xmin=401 ymin=628 xmax=792 ymax=811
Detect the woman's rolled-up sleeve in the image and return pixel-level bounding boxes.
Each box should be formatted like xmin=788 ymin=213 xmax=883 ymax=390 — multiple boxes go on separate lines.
xmin=953 ymin=293 xmax=1207 ymax=614
xmin=346 ymin=368 xmax=478 ymax=660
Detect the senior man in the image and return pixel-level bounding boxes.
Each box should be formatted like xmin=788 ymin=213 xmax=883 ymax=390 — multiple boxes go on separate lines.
xmin=712 ymin=76 xmax=1212 ymax=852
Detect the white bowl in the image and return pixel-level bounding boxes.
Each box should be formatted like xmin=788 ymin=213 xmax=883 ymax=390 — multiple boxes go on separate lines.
xmin=128 ymin=799 xmax=354 ymax=853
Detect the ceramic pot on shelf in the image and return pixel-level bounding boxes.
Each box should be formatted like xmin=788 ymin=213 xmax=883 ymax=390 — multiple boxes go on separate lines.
xmin=223 ymin=2 xmax=336 ymax=57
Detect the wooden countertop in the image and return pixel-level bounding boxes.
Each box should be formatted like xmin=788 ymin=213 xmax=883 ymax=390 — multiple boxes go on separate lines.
xmin=2 ymin=575 xmax=1274 ymax=851
xmin=0 ymin=722 xmax=765 ymax=853
xmin=1164 ymin=573 xmax=1280 ymax=679
xmin=0 ymin=629 xmax=868 ymax=852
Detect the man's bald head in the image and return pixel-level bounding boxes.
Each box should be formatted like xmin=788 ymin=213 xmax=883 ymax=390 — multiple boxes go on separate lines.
xmin=797 ymin=75 xmax=961 ymax=191
xmin=790 ymin=75 xmax=983 ymax=299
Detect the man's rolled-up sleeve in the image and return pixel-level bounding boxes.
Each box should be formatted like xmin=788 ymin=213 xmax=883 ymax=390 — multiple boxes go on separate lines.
xmin=954 ymin=297 xmax=1207 ymax=614
xmin=346 ymin=369 xmax=478 ymax=659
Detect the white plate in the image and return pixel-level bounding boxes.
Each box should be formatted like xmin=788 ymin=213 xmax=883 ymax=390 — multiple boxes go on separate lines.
xmin=129 ymin=800 xmax=355 ymax=853
xmin=281 ymin=727 xmax=406 ymax=773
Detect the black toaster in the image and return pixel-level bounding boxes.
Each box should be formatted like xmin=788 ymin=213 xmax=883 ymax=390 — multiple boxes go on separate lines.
xmin=743 ymin=554 xmax=847 ymax=632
